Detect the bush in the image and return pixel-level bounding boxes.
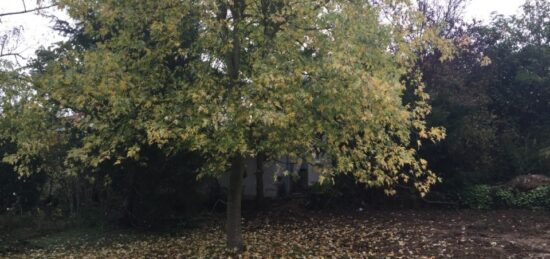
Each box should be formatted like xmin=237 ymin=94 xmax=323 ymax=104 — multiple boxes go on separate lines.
xmin=493 ymin=187 xmax=516 ymax=208
xmin=514 ymin=186 xmax=550 ymax=209
xmin=306 ymin=181 xmax=343 ymax=210
xmin=461 ymin=185 xmax=493 ymax=209
xmin=461 ymin=184 xmax=550 ymax=210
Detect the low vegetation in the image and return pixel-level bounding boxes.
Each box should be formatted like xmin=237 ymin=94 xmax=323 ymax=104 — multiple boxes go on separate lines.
xmin=462 ymin=185 xmax=550 ymax=210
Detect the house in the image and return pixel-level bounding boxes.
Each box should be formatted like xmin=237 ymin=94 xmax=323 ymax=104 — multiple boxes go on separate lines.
xmin=219 ymin=157 xmax=321 ymax=199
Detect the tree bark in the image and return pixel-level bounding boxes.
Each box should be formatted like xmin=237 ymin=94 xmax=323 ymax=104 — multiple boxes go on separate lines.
xmin=222 ymin=0 xmax=246 ymax=252
xmin=255 ymin=154 xmax=265 ymax=207
xmin=226 ymin=155 xmax=245 ymax=251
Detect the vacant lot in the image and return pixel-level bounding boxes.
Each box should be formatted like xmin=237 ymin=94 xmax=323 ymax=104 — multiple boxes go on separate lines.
xmin=2 ymin=209 xmax=549 ymax=258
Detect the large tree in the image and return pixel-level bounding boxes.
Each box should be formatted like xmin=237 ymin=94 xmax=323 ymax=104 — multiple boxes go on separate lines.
xmin=6 ymin=0 xmax=449 ymax=250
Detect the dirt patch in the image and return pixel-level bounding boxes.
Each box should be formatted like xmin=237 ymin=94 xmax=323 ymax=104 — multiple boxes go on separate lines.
xmin=506 ymin=174 xmax=550 ymax=191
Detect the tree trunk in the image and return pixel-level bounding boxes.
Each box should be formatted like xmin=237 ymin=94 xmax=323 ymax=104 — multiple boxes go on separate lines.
xmin=74 ymin=176 xmax=81 ymax=215
xmin=121 ymin=163 xmax=137 ymax=227
xmin=255 ymin=154 xmax=265 ymax=207
xmin=222 ymin=0 xmax=246 ymax=252
xmin=227 ymin=155 xmax=245 ymax=251
xmin=66 ymin=179 xmax=74 ymax=217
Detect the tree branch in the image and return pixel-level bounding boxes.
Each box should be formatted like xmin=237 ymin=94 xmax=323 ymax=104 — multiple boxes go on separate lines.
xmin=0 ymin=53 xmax=24 ymax=59
xmin=0 ymin=4 xmax=57 ymax=18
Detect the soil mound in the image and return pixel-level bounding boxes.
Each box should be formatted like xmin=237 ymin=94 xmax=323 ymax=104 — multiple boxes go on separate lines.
xmin=506 ymin=174 xmax=550 ymax=191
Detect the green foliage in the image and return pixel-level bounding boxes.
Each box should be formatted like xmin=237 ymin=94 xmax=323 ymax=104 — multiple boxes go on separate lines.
xmin=462 ymin=185 xmax=550 ymax=210
xmin=461 ymin=185 xmax=492 ymax=210
xmin=513 ymin=186 xmax=550 ymax=209
xmin=0 ymin=1 xmax=452 ymax=249
xmin=1 ymin=1 xmax=449 ymax=204
xmin=306 ymin=180 xmax=343 ymax=210
xmin=492 ymin=187 xmax=515 ymax=208
xmin=420 ymin=0 xmax=550 ymax=194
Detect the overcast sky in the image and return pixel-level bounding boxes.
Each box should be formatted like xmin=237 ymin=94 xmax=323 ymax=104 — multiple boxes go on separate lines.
xmin=465 ymin=0 xmax=524 ymax=21
xmin=0 ymin=2 xmax=69 ymax=65
xmin=0 ymin=0 xmax=527 ymax=63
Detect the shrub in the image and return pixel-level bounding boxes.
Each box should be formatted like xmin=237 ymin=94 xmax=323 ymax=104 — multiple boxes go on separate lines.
xmin=493 ymin=187 xmax=516 ymax=208
xmin=513 ymin=186 xmax=550 ymax=209
xmin=306 ymin=181 xmax=343 ymax=210
xmin=461 ymin=184 xmax=550 ymax=210
xmin=461 ymin=185 xmax=493 ymax=209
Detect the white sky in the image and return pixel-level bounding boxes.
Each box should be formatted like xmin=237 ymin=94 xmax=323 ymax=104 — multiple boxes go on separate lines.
xmin=0 ymin=1 xmax=69 ymax=65
xmin=465 ymin=0 xmax=524 ymax=22
xmin=0 ymin=0 xmax=527 ymax=64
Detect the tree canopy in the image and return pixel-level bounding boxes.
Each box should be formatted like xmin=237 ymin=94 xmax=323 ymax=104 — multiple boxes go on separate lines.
xmin=3 ymin=0 xmax=454 ymax=250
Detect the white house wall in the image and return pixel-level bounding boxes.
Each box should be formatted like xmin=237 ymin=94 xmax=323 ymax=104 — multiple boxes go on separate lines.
xmin=219 ymin=157 xmax=320 ymax=199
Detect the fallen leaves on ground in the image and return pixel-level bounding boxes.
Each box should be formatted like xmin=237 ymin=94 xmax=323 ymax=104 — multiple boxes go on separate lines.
xmin=3 ymin=209 xmax=550 ymax=258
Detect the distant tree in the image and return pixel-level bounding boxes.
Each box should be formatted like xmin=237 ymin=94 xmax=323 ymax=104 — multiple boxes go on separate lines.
xmin=487 ymin=0 xmax=550 ymax=175
xmin=419 ymin=0 xmax=550 ymax=189
xmin=0 ymin=0 xmax=65 ymax=217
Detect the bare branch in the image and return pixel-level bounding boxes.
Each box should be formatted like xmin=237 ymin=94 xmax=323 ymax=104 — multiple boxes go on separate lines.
xmin=0 ymin=53 xmax=25 ymax=59
xmin=22 ymin=0 xmax=27 ymax=12
xmin=0 ymin=3 xmax=57 ymax=18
